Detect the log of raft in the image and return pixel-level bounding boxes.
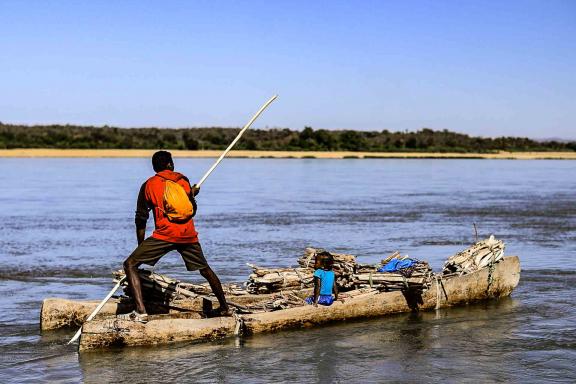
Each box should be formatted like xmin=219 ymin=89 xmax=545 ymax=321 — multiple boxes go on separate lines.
xmin=41 ymin=298 xmax=134 ymax=331
xmin=76 ymin=256 xmax=520 ymax=351
xmin=40 ymin=267 xmax=305 ymax=331
xmin=40 ymin=289 xmax=307 ymax=331
xmin=245 ymin=265 xmax=314 ymax=294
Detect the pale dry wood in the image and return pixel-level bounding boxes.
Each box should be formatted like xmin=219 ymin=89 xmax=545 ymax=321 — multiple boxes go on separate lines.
xmin=352 ymin=274 xmax=426 ymax=284
xmin=443 ymin=236 xmax=504 ymax=275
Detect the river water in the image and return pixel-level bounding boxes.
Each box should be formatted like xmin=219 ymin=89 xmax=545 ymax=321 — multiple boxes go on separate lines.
xmin=0 ymin=158 xmax=574 ymax=383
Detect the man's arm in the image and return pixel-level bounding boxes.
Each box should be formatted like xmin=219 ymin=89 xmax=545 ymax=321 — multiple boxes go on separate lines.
xmin=191 ymin=183 xmax=200 ymax=197
xmin=189 ymin=191 xmax=198 ymax=217
xmin=136 ymin=227 xmax=146 ymax=245
xmin=135 ymin=182 xmax=150 ymax=245
xmin=189 ymin=182 xmax=199 ymax=217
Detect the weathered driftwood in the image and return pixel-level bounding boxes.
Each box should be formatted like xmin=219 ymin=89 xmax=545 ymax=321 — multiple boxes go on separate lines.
xmin=245 ymin=247 xmax=358 ymax=293
xmin=245 ymin=248 xmax=433 ymax=294
xmin=41 ymin=296 xmax=213 ymax=331
xmin=80 ymin=317 xmax=238 ymax=351
xmin=41 ymin=298 xmax=131 ymax=331
xmin=114 ymin=269 xmax=246 ymax=300
xmin=443 ymin=235 xmax=504 ymax=275
xmin=299 ymin=247 xmax=356 ymax=289
xmin=297 ymin=247 xmax=357 ymax=268
xmin=245 ymin=265 xmax=314 ymax=294
xmin=351 ymin=253 xmax=433 ymax=292
xmin=352 ymin=273 xmax=427 ymax=284
xmin=78 ymin=256 xmax=520 ymax=351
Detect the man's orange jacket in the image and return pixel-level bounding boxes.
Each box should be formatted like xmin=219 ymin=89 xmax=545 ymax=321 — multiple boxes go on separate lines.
xmin=135 ymin=170 xmax=198 ymax=243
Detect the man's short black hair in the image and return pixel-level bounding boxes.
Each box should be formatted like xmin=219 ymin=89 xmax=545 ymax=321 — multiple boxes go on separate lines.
xmin=152 ymin=150 xmax=173 ymax=172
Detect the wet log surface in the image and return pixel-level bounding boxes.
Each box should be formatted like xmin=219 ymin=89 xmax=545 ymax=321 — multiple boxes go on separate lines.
xmin=41 ymin=287 xmax=294 ymax=331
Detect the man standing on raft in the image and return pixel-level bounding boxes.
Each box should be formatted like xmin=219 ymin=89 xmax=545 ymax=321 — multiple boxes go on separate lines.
xmin=120 ymin=150 xmax=230 ymax=322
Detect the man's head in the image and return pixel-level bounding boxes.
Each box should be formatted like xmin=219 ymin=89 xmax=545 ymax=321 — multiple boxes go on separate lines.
xmin=152 ymin=151 xmax=174 ymax=172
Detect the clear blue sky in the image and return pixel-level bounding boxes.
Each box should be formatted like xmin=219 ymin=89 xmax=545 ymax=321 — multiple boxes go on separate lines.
xmin=1 ymin=0 xmax=575 ymax=138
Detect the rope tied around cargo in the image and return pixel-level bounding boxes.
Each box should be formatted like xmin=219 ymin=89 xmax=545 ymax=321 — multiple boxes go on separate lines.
xmin=233 ymin=311 xmax=245 ymax=336
xmin=434 ymin=274 xmax=449 ymax=310
xmin=486 ymin=251 xmax=497 ymax=295
xmin=401 ymin=275 xmax=409 ymax=290
xmin=435 ymin=275 xmax=442 ymax=310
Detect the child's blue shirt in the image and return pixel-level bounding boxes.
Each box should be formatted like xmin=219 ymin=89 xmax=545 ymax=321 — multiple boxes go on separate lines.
xmin=313 ymin=269 xmax=335 ymax=296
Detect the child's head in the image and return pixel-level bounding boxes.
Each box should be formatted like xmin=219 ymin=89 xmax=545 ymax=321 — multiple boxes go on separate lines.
xmin=316 ymin=251 xmax=334 ymax=270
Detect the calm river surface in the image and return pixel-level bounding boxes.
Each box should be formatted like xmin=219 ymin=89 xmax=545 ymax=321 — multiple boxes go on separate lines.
xmin=0 ymin=158 xmax=575 ymax=383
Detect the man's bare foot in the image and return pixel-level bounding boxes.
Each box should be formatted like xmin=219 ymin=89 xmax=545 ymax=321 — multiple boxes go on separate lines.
xmin=207 ymin=306 xmax=234 ymax=317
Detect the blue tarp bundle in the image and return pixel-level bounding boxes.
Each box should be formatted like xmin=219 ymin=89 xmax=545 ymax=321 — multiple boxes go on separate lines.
xmin=378 ymin=258 xmax=415 ymax=273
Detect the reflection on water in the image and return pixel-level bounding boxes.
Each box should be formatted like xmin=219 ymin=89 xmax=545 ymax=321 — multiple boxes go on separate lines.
xmin=0 ymin=158 xmax=575 ymax=383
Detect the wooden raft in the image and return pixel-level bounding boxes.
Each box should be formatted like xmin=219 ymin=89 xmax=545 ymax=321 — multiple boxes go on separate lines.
xmin=77 ymin=256 xmax=520 ymax=351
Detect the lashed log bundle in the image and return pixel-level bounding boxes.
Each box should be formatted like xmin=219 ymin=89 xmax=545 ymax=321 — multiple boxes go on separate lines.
xmin=114 ymin=269 xmax=247 ymax=300
xmin=352 ymin=273 xmax=428 ymax=291
xmin=78 ymin=256 xmax=520 ymax=351
xmin=443 ymin=235 xmax=504 ymax=275
xmin=299 ymin=247 xmax=357 ymax=289
xmin=246 ymin=247 xmax=433 ymax=293
xmin=245 ymin=248 xmax=357 ymax=293
xmin=353 ymin=259 xmax=433 ymax=291
xmin=245 ymin=265 xmax=314 ymax=294
xmin=41 ymin=298 xmax=132 ymax=331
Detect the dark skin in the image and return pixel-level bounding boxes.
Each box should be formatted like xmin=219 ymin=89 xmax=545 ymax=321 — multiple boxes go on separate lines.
xmin=312 ymin=255 xmax=340 ymax=307
xmin=124 ymin=161 xmax=230 ymax=315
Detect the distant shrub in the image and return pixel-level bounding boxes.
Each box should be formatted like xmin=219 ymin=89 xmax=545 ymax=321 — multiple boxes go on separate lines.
xmin=0 ymin=123 xmax=573 ymax=153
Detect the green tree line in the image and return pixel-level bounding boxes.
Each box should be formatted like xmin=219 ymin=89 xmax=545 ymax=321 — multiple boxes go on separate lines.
xmin=0 ymin=123 xmax=574 ymax=152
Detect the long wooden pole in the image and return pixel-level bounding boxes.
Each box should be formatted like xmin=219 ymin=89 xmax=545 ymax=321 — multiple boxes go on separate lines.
xmin=67 ymin=276 xmax=126 ymax=345
xmin=67 ymin=96 xmax=277 ymax=344
xmin=196 ymin=95 xmax=278 ymax=188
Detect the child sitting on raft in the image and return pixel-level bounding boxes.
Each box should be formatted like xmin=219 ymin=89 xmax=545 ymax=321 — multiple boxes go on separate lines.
xmin=305 ymin=251 xmax=339 ymax=307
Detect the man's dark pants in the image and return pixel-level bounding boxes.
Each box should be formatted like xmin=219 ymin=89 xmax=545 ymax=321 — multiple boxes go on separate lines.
xmin=126 ymin=237 xmax=208 ymax=270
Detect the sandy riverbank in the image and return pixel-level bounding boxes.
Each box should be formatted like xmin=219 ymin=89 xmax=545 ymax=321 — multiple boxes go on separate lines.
xmin=0 ymin=149 xmax=575 ymax=159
